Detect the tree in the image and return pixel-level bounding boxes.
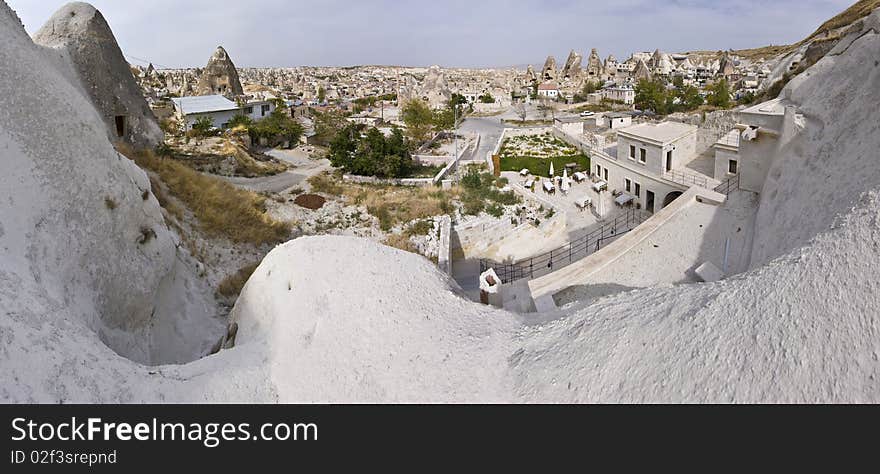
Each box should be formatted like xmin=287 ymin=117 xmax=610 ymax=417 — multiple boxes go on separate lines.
xmin=513 ymin=102 xmax=528 ymax=123
xmin=707 ymin=79 xmax=732 ymax=108
xmin=328 ymin=123 xmax=361 ymax=171
xmin=317 ymin=86 xmax=326 ymax=103
xmin=478 ymin=93 xmax=495 ymax=104
xmin=328 ymin=125 xmax=412 ymax=178
xmin=537 ymin=98 xmax=556 ymax=120
xmin=573 ymin=80 xmax=599 ymax=103
xmin=189 ymin=115 xmax=215 ymax=139
xmin=738 ymin=90 xmax=757 ymax=106
xmin=678 ymin=85 xmax=705 ymax=111
xmin=449 ymin=93 xmax=468 ymax=107
xmin=227 ymin=114 xmax=253 ymax=129
xmin=401 ymin=98 xmax=434 ymax=143
xmin=248 ymin=100 xmax=304 ymax=147
xmin=313 ymin=109 xmax=348 ymax=146
xmin=634 ymin=78 xmax=669 ymax=114
xmin=432 ymin=107 xmax=455 ymax=132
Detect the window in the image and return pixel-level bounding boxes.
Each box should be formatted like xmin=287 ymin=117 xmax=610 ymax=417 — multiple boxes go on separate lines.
xmin=625 ymin=178 xmax=631 ymax=193
xmin=629 ymin=145 xmax=636 ymax=159
xmin=728 ymin=159 xmax=738 ymax=174
xmin=114 ymin=115 xmax=126 ymax=138
xmin=596 ymin=164 xmax=601 ymax=176
xmin=604 ymin=168 xmax=609 ymax=180
xmin=261 ymin=104 xmax=271 ymax=116
xmin=639 ymin=148 xmax=646 ymax=163
xmin=634 ymin=182 xmax=641 ymax=197
xmin=244 ymin=106 xmax=254 ymax=115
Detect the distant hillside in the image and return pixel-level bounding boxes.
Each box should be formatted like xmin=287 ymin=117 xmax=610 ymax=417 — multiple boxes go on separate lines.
xmin=687 ymin=0 xmax=880 ymax=62
xmin=802 ymin=0 xmax=880 ymax=42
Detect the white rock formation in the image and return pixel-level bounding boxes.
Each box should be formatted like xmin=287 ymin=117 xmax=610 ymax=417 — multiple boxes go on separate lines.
xmin=1 ymin=2 xmax=879 ymax=403
xmin=32 ymin=2 xmax=163 ymax=149
xmin=0 ymin=2 xmax=221 ymax=371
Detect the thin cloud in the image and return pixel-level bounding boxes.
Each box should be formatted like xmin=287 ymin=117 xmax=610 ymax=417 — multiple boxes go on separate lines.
xmin=7 ymin=0 xmax=857 ymax=67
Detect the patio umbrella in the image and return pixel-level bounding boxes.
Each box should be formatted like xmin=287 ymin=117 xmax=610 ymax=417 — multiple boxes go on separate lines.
xmin=549 ymin=161 xmax=555 ymax=178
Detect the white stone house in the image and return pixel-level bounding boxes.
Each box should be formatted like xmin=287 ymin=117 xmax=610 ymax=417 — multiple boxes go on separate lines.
xmin=601 ymin=85 xmax=635 ymax=105
xmin=713 ymin=129 xmax=740 ymax=180
xmin=554 ymin=117 xmax=587 ymax=136
xmin=171 ymin=95 xmax=239 ymax=131
xmin=171 ymin=95 xmax=277 ymax=131
xmin=604 ymin=112 xmax=632 ymax=129
xmin=735 ymin=98 xmax=787 ymax=193
xmin=590 ymin=121 xmax=699 ymax=213
xmin=537 ymin=82 xmax=559 ymax=99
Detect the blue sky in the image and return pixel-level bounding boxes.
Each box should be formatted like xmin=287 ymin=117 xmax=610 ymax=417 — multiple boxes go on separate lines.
xmin=8 ymin=0 xmax=855 ymax=68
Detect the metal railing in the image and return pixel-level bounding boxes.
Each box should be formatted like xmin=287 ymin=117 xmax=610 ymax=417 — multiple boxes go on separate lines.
xmin=662 ymin=169 xmax=711 ymax=188
xmin=713 ymin=174 xmax=740 ymax=195
xmin=479 ymin=208 xmax=651 ymax=284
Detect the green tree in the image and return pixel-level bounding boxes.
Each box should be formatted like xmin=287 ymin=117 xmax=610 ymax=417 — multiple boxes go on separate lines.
xmin=249 ymin=100 xmax=304 ymax=147
xmin=478 ymin=93 xmax=495 ymax=104
xmin=574 ymin=80 xmax=599 ymax=103
xmin=317 ymin=86 xmax=326 ymax=103
xmin=707 ymin=79 xmax=732 ymax=108
xmin=738 ymin=90 xmax=757 ymax=106
xmin=432 ymin=107 xmax=455 ymax=132
xmin=189 ymin=115 xmax=215 ymax=138
xmin=449 ymin=93 xmax=468 ymax=107
xmin=228 ymin=114 xmax=253 ymax=129
xmin=634 ymin=79 xmax=669 ymax=114
xmin=313 ymin=109 xmax=348 ymax=146
xmin=328 ymin=125 xmax=412 ymax=178
xmin=328 ymin=123 xmax=361 ymax=171
xmin=401 ymin=98 xmax=434 ymax=143
xmin=677 ymin=85 xmax=705 ymax=111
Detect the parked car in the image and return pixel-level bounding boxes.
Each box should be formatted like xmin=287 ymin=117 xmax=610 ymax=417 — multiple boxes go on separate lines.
xmin=579 ymin=111 xmax=595 ymax=117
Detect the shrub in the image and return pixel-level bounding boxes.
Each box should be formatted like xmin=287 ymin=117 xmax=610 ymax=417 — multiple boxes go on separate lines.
xmin=104 ymin=197 xmax=117 ymax=210
xmin=404 ymin=219 xmax=434 ymax=237
xmin=308 ymin=173 xmax=344 ymax=196
xmin=217 ymin=262 xmax=260 ymax=298
xmin=487 ymin=203 xmax=504 ymax=218
xmin=383 ymin=233 xmax=418 ymax=254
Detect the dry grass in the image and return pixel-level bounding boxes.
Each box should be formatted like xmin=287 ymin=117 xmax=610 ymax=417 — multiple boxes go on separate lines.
xmin=217 ymin=262 xmax=260 ymax=298
xmin=347 ymin=184 xmax=458 ymax=231
xmin=308 ymin=172 xmax=458 ymax=231
xmin=803 ymin=0 xmax=880 ymax=43
xmin=383 ymin=233 xmax=419 ymax=254
xmin=307 ymin=173 xmax=345 ymax=196
xmin=221 ymin=140 xmax=287 ymax=177
xmin=120 ymin=145 xmax=291 ymax=246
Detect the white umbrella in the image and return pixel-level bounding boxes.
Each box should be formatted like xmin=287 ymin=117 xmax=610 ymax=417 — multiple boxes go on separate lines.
xmin=549 ymin=161 xmax=555 ymax=178
xmin=561 ymin=169 xmax=571 ymax=194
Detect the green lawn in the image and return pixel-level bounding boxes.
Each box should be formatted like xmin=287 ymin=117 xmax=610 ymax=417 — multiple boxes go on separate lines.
xmin=500 ymin=155 xmax=590 ymax=177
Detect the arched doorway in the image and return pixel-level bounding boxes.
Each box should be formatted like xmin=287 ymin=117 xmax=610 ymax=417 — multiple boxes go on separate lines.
xmin=663 ymin=191 xmax=683 ymax=208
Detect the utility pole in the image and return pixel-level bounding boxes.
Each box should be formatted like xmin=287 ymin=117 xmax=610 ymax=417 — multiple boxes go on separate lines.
xmin=453 ymin=103 xmax=458 ymax=161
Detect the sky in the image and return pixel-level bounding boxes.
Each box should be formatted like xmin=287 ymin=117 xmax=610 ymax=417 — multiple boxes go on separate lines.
xmin=8 ymin=0 xmax=856 ymax=68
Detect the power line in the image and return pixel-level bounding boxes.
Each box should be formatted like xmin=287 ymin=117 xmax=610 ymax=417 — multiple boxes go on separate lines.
xmin=123 ymin=53 xmax=174 ymax=70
